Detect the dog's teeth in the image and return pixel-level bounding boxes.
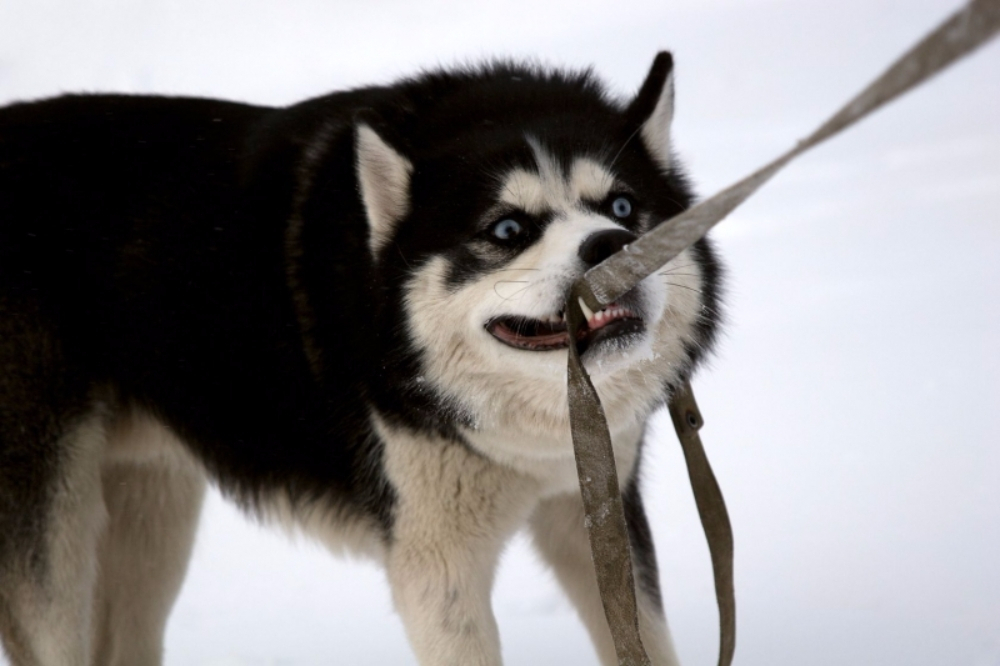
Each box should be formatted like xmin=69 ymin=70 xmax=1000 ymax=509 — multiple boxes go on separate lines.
xmin=578 ymin=298 xmax=594 ymax=321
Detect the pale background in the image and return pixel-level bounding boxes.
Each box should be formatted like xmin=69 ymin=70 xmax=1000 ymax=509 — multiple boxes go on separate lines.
xmin=1 ymin=1 xmax=998 ymax=664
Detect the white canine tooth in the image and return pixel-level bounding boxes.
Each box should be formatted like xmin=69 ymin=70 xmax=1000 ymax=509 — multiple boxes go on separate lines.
xmin=578 ymin=298 xmax=595 ymax=322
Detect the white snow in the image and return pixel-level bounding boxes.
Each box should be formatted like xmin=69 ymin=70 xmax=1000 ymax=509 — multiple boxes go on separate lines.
xmin=1 ymin=1 xmax=997 ymax=664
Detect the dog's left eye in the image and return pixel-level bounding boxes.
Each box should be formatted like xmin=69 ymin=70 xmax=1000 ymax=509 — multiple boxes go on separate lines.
xmin=611 ymin=196 xmax=633 ymax=219
xmin=492 ymin=218 xmax=524 ymax=241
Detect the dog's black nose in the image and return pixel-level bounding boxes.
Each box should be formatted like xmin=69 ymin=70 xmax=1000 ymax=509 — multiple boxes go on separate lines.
xmin=578 ymin=229 xmax=637 ymax=267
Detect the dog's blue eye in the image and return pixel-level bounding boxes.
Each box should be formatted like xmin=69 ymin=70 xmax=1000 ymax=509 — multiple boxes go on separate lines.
xmin=611 ymin=196 xmax=632 ymax=219
xmin=492 ymin=219 xmax=523 ymax=240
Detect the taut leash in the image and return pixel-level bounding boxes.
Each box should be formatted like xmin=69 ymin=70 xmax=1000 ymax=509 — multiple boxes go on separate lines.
xmin=565 ymin=1 xmax=1000 ymax=664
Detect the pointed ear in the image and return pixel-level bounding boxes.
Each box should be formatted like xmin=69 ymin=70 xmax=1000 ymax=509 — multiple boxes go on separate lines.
xmin=355 ymin=120 xmax=413 ymax=258
xmin=626 ymin=52 xmax=675 ymax=173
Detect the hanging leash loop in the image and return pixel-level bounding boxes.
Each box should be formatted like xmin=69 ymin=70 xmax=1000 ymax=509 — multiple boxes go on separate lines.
xmin=667 ymin=383 xmax=735 ymax=666
xmin=565 ymin=2 xmax=1000 ymax=664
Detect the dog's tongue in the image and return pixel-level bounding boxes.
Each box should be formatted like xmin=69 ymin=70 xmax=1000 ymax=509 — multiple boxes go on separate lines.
xmin=490 ymin=319 xmax=570 ymax=349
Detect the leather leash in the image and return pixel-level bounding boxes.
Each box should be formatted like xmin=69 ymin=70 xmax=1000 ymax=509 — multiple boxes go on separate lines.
xmin=667 ymin=383 xmax=734 ymax=666
xmin=565 ymin=1 xmax=1000 ymax=664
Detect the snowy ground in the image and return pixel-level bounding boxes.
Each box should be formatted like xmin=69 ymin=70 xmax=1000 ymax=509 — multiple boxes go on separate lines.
xmin=1 ymin=1 xmax=998 ymax=664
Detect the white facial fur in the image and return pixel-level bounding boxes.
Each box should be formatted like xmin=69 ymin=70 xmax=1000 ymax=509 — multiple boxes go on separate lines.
xmin=401 ymin=143 xmax=706 ymax=490
xmin=498 ymin=139 xmax=615 ymax=215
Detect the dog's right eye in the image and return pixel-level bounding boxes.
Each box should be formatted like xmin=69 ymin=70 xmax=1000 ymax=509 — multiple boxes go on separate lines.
xmin=491 ymin=218 xmax=524 ymax=241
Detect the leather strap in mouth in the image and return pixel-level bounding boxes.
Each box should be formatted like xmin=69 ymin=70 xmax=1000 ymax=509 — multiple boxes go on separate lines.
xmin=564 ymin=5 xmax=999 ymax=665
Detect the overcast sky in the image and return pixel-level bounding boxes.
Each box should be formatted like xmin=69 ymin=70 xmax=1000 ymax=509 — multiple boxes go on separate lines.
xmin=1 ymin=1 xmax=998 ymax=665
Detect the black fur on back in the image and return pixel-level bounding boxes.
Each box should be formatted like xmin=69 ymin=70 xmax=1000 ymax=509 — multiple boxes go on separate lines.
xmin=0 ymin=61 xmax=722 ymax=543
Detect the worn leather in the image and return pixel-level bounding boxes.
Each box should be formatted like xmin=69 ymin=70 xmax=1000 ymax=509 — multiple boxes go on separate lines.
xmin=565 ymin=2 xmax=999 ymax=664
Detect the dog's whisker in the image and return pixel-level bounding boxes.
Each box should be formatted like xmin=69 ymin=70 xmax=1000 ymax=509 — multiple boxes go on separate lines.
xmin=660 ymin=263 xmax=698 ymax=272
xmin=609 ymin=124 xmax=643 ymax=169
xmin=664 ymin=282 xmax=703 ymax=294
xmin=493 ymin=280 xmax=533 ymax=301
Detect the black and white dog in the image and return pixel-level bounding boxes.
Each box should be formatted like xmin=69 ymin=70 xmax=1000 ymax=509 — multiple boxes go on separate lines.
xmin=0 ymin=53 xmax=721 ymax=665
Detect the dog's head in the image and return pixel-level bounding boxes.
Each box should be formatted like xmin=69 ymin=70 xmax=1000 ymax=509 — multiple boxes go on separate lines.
xmin=297 ymin=54 xmax=721 ymax=453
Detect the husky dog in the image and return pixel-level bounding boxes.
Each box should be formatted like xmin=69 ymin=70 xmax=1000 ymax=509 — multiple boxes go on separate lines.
xmin=0 ymin=52 xmax=721 ymax=665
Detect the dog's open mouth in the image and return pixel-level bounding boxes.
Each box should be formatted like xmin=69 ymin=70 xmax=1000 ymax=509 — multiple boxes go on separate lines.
xmin=486 ymin=303 xmax=644 ymax=352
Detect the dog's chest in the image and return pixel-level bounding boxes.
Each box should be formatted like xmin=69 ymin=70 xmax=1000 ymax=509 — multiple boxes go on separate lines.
xmin=459 ymin=421 xmax=645 ymax=499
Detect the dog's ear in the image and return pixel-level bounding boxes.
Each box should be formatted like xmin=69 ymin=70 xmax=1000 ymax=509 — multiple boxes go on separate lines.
xmin=626 ymin=52 xmax=675 ymax=173
xmin=355 ymin=116 xmax=413 ymax=259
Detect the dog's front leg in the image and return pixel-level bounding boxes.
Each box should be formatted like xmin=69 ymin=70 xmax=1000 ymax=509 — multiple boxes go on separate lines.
xmin=380 ymin=422 xmax=539 ymax=666
xmin=387 ymin=529 xmax=503 ymax=666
